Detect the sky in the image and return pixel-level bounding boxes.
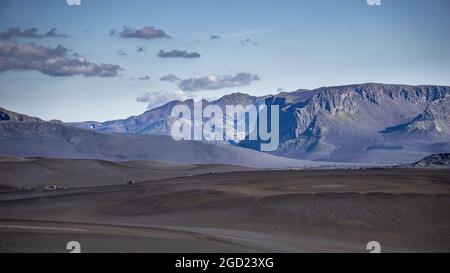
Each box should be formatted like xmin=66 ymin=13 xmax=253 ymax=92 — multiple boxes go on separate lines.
xmin=0 ymin=0 xmax=449 ymax=122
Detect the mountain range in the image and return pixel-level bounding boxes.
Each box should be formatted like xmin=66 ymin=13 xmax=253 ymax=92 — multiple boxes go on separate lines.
xmin=69 ymin=83 xmax=450 ymax=164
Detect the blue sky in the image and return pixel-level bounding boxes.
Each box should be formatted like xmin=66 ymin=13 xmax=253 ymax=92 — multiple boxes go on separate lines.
xmin=0 ymin=0 xmax=449 ymax=122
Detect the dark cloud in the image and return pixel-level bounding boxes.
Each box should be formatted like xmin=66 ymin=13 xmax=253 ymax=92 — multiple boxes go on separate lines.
xmin=210 ymin=35 xmax=221 ymax=39
xmin=138 ymin=75 xmax=151 ymax=80
xmin=117 ymin=50 xmax=127 ymax=56
xmin=0 ymin=28 xmax=39 ymax=39
xmin=241 ymin=38 xmax=258 ymax=46
xmin=0 ymin=27 xmax=68 ymax=40
xmin=111 ymin=26 xmax=171 ymax=40
xmin=0 ymin=40 xmax=123 ymax=77
xmin=137 ymin=46 xmax=146 ymax=53
xmin=45 ymin=28 xmax=69 ymax=38
xmin=22 ymin=28 xmax=40 ymax=38
xmin=158 ymin=49 xmax=200 ymax=58
xmin=160 ymin=73 xmax=181 ymax=82
xmin=178 ymin=73 xmax=260 ymax=91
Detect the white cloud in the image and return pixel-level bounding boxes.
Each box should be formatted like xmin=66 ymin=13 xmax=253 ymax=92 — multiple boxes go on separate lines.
xmin=179 ymin=73 xmax=260 ymax=91
xmin=136 ymin=90 xmax=202 ymax=110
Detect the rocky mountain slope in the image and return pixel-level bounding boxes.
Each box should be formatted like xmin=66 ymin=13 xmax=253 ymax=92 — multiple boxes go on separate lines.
xmin=0 ymin=107 xmax=42 ymax=122
xmin=272 ymin=84 xmax=450 ymax=163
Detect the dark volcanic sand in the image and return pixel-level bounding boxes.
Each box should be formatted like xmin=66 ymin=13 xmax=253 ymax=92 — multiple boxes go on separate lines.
xmin=0 ymin=168 xmax=449 ymax=252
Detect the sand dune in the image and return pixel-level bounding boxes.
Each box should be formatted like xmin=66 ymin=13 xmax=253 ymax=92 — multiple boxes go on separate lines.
xmin=0 ymin=168 xmax=449 ymax=252
xmin=0 ymin=121 xmax=329 ymax=168
xmin=0 ymin=156 xmax=251 ymax=189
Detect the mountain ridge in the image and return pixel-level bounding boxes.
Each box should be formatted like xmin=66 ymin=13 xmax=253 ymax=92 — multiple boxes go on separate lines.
xmin=67 ymin=83 xmax=450 ymax=164
xmin=3 ymin=83 xmax=450 ymax=164
xmin=0 ymin=107 xmax=43 ymax=122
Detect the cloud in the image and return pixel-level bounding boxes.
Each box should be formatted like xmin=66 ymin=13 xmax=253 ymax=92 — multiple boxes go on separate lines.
xmin=117 ymin=50 xmax=127 ymax=56
xmin=241 ymin=38 xmax=258 ymax=46
xmin=45 ymin=28 xmax=69 ymax=38
xmin=160 ymin=73 xmax=181 ymax=82
xmin=137 ymin=46 xmax=146 ymax=53
xmin=138 ymin=75 xmax=151 ymax=80
xmin=136 ymin=90 xmax=198 ymax=110
xmin=111 ymin=26 xmax=171 ymax=40
xmin=210 ymin=35 xmax=221 ymax=39
xmin=0 ymin=40 xmax=123 ymax=77
xmin=158 ymin=49 xmax=200 ymax=58
xmin=178 ymin=73 xmax=260 ymax=91
xmin=0 ymin=27 xmax=68 ymax=40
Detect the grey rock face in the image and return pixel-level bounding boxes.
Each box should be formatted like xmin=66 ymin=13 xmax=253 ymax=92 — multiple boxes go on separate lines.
xmin=382 ymin=95 xmax=450 ymax=141
xmin=273 ymin=84 xmax=450 ymax=163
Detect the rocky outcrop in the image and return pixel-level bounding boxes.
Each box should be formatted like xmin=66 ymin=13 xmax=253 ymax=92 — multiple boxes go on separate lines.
xmin=0 ymin=107 xmax=42 ymax=122
xmin=411 ymin=153 xmax=450 ymax=168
